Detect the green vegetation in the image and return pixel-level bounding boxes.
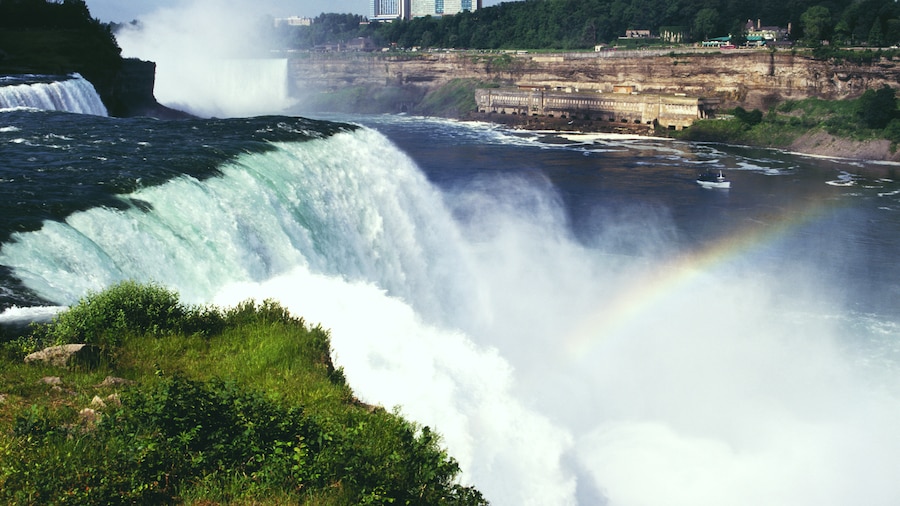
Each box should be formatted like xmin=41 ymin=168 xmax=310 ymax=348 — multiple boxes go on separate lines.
xmin=418 ymin=78 xmax=489 ymax=116
xmin=0 ymin=0 xmax=122 ymax=92
xmin=0 ymin=282 xmax=487 ymax=505
xmin=276 ymin=0 xmax=900 ymax=51
xmin=672 ymin=86 xmax=900 ymax=148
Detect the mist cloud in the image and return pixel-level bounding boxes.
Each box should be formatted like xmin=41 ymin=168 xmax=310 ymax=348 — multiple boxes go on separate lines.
xmin=116 ymin=0 xmax=295 ymax=117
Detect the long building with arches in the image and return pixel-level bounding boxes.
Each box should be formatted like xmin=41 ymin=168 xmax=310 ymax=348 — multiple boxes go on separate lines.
xmin=475 ymin=86 xmax=719 ymax=130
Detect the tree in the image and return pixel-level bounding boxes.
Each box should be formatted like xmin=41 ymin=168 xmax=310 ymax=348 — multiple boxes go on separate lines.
xmin=868 ymin=19 xmax=885 ymax=46
xmin=857 ymin=85 xmax=897 ymax=129
xmin=801 ymin=5 xmax=833 ymax=45
xmin=693 ymin=8 xmax=719 ymax=41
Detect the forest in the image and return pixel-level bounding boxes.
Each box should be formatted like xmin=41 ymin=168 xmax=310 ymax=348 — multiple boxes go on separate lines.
xmin=276 ymin=0 xmax=900 ymax=50
xmin=0 ymin=0 xmax=122 ymax=88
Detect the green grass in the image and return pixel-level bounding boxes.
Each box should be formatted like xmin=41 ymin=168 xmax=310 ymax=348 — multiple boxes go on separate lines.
xmin=673 ymin=93 xmax=900 ymax=149
xmin=0 ymin=282 xmax=487 ymax=505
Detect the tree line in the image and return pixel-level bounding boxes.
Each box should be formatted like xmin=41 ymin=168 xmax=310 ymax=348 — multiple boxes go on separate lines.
xmin=275 ymin=0 xmax=900 ymax=50
xmin=0 ymin=0 xmax=122 ymax=100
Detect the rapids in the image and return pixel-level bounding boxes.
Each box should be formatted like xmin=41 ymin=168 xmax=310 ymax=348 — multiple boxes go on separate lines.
xmin=0 ymin=74 xmax=108 ymax=116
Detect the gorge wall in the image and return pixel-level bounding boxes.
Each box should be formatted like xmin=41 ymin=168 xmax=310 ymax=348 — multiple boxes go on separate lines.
xmin=288 ymin=50 xmax=900 ymax=115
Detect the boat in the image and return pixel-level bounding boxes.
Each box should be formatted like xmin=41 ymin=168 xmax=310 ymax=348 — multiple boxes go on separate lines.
xmin=697 ymin=169 xmax=731 ymax=189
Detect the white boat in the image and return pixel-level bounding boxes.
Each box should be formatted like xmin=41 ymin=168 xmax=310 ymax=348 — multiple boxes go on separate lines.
xmin=697 ymin=169 xmax=731 ymax=189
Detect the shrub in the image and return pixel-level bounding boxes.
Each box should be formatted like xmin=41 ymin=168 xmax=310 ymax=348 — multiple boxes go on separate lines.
xmin=857 ymin=85 xmax=898 ymax=130
xmin=47 ymin=281 xmax=186 ymax=347
xmin=733 ymin=107 xmax=763 ymax=127
xmin=223 ymin=298 xmax=303 ymax=328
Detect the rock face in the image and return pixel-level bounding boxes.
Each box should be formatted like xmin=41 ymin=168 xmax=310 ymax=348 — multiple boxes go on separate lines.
xmin=108 ymin=58 xmax=192 ymax=119
xmin=25 ymin=344 xmax=100 ymax=368
xmin=288 ymin=49 xmax=900 ymax=114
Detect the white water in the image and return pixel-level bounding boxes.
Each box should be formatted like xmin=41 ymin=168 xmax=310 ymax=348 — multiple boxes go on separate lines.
xmin=0 ymin=75 xmax=108 ymax=116
xmin=143 ymin=57 xmax=294 ymax=118
xmin=2 ymin=128 xmax=900 ymax=505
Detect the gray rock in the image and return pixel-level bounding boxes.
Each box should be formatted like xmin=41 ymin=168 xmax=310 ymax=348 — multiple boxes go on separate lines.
xmin=96 ymin=376 xmax=134 ymax=387
xmin=24 ymin=344 xmax=100 ymax=368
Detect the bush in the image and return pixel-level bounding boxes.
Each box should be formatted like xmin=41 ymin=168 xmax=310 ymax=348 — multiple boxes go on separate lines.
xmin=857 ymin=85 xmax=898 ymax=130
xmin=733 ymin=107 xmax=763 ymax=127
xmin=47 ymin=281 xmax=186 ymax=347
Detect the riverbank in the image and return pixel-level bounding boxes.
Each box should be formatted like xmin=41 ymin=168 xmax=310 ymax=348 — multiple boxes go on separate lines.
xmin=786 ymin=130 xmax=900 ymax=164
xmin=290 ymin=50 xmax=900 ymax=165
xmin=463 ymin=109 xmax=900 ymax=180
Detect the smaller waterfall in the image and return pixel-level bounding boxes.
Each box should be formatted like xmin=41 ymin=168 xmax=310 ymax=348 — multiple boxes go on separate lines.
xmin=0 ymin=74 xmax=108 ymax=116
xmin=153 ymin=58 xmax=296 ymax=118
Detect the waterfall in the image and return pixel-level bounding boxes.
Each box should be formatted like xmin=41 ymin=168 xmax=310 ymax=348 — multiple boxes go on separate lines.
xmin=0 ymin=74 xmax=108 ymax=116
xmin=152 ymin=58 xmax=296 ymax=118
xmin=3 ymin=119 xmax=900 ymax=506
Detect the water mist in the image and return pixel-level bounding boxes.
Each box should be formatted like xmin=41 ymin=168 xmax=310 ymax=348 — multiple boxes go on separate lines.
xmin=115 ymin=0 xmax=295 ymax=117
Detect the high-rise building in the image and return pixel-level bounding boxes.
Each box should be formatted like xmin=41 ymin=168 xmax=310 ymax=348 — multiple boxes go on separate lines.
xmin=409 ymin=0 xmax=480 ymax=18
xmin=370 ymin=0 xmax=409 ymax=21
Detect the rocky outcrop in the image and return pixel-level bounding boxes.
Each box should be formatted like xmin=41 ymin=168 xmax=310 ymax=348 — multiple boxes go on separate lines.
xmin=288 ymin=50 xmax=900 ymax=114
xmin=108 ymin=58 xmax=192 ymax=119
xmin=25 ymin=344 xmax=100 ymax=369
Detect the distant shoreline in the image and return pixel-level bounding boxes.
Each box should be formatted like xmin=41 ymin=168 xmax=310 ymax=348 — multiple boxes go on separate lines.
xmin=464 ymin=112 xmax=900 ymax=178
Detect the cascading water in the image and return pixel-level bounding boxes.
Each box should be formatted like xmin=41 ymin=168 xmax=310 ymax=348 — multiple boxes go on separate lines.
xmin=150 ymin=57 xmax=296 ymax=118
xmin=2 ymin=110 xmax=900 ymax=505
xmin=0 ymin=74 xmax=107 ymax=116
xmin=0 ymin=128 xmax=469 ymax=324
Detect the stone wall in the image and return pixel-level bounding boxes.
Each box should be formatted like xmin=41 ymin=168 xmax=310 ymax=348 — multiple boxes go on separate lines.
xmin=288 ymin=50 xmax=900 ymax=114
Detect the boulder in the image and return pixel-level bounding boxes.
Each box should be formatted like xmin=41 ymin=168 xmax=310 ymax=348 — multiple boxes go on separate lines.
xmin=24 ymin=344 xmax=100 ymax=368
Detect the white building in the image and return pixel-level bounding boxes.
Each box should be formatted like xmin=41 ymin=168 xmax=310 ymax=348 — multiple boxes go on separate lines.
xmin=409 ymin=0 xmax=481 ymax=18
xmin=370 ymin=0 xmax=409 ymax=21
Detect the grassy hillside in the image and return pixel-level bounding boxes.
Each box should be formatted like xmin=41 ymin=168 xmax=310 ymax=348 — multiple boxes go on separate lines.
xmin=671 ymin=87 xmax=900 ymax=155
xmin=0 ymin=281 xmax=487 ymax=505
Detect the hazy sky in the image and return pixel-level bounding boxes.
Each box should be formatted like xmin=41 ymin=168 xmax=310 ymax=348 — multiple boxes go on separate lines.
xmin=85 ymin=0 xmax=510 ymax=23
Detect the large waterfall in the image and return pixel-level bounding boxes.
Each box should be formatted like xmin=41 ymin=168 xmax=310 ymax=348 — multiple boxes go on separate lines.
xmin=3 ymin=116 xmax=900 ymax=505
xmin=0 ymin=74 xmax=108 ymax=116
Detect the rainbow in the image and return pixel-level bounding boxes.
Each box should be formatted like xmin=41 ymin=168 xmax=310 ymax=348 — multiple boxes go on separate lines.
xmin=563 ymin=194 xmax=844 ymax=359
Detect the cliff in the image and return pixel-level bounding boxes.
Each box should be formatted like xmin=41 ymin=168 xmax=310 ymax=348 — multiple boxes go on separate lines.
xmin=288 ymin=49 xmax=900 ymax=115
xmin=108 ymin=58 xmax=191 ymax=119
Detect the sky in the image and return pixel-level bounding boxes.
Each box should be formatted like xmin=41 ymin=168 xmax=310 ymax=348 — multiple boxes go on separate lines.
xmin=85 ymin=0 xmax=510 ymax=23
